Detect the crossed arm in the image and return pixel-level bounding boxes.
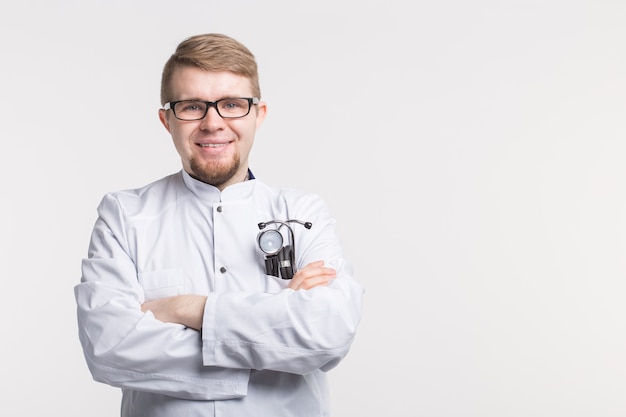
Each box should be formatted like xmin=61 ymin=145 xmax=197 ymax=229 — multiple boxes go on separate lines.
xmin=141 ymin=260 xmax=336 ymax=330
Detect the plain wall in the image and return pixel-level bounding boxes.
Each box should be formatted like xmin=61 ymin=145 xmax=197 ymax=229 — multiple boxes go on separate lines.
xmin=1 ymin=1 xmax=625 ymax=416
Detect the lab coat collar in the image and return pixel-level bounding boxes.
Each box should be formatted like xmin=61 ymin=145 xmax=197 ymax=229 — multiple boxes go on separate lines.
xmin=181 ymin=169 xmax=256 ymax=202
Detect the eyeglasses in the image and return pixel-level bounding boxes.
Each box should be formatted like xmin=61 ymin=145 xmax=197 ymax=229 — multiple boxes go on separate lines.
xmin=163 ymin=97 xmax=259 ymax=120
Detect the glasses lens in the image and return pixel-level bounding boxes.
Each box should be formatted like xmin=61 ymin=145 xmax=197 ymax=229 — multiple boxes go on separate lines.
xmin=173 ymin=101 xmax=208 ymax=120
xmin=217 ymin=98 xmax=251 ymax=118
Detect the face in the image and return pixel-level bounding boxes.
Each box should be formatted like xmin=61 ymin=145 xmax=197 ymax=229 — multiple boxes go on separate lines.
xmin=159 ymin=66 xmax=267 ymax=190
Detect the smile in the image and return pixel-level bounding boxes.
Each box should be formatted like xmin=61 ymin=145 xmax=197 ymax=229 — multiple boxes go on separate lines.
xmin=199 ymin=143 xmax=228 ymax=148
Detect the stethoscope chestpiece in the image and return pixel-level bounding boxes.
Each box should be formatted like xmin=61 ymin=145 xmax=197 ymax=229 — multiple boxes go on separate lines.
xmin=257 ymin=228 xmax=283 ymax=255
xmin=256 ymin=219 xmax=312 ymax=279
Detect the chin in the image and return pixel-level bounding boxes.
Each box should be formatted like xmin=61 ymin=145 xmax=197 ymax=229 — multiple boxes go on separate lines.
xmin=190 ymin=161 xmax=240 ymax=186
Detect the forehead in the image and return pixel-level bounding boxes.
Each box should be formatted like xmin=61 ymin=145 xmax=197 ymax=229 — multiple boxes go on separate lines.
xmin=170 ymin=66 xmax=253 ymax=99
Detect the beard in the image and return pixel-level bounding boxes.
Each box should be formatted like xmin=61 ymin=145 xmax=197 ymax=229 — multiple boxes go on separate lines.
xmin=188 ymin=154 xmax=241 ymax=187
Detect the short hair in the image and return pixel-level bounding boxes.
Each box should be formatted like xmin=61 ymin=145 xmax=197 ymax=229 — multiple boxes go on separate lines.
xmin=160 ymin=33 xmax=260 ymax=104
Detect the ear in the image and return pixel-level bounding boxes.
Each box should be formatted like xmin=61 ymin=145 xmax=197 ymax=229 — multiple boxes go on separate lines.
xmin=254 ymin=100 xmax=268 ymax=131
xmin=158 ymin=108 xmax=171 ymax=133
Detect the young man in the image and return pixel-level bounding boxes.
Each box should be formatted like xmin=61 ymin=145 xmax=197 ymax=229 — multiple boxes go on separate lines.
xmin=74 ymin=33 xmax=364 ymax=417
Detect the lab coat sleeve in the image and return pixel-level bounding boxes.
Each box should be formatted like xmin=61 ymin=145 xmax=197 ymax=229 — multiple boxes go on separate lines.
xmin=74 ymin=194 xmax=249 ymax=400
xmin=201 ymin=194 xmax=365 ymax=375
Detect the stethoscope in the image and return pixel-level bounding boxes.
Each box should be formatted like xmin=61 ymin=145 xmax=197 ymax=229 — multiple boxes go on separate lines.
xmin=256 ymin=219 xmax=312 ymax=279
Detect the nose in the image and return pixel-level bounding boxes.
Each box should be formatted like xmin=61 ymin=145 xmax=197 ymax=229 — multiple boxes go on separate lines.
xmin=198 ymin=105 xmax=226 ymax=130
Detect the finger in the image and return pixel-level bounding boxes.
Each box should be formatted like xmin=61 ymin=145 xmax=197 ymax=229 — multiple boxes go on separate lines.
xmin=141 ymin=300 xmax=153 ymax=313
xmin=302 ymin=260 xmax=325 ymax=269
xmin=289 ymin=270 xmax=336 ymax=291
xmin=290 ymin=276 xmax=331 ymax=291
xmin=290 ymin=267 xmax=332 ymax=286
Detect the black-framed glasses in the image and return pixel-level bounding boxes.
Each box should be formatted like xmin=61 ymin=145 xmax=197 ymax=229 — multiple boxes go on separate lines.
xmin=163 ymin=97 xmax=259 ymax=120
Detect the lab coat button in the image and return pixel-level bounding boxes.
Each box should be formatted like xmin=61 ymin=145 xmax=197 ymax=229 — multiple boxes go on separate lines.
xmin=219 ymin=266 xmax=227 ymax=273
xmin=217 ymin=206 xmax=223 ymax=212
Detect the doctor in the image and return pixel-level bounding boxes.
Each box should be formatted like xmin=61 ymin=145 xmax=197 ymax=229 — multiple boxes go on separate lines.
xmin=74 ymin=33 xmax=364 ymax=417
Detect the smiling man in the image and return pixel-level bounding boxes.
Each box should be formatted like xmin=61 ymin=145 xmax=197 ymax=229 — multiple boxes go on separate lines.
xmin=74 ymin=33 xmax=364 ymax=417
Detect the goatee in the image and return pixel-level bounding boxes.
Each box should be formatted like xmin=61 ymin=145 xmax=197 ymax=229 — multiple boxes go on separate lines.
xmin=189 ymin=156 xmax=240 ymax=187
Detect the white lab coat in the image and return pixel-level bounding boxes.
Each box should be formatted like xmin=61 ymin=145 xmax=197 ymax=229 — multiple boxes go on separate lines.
xmin=74 ymin=170 xmax=364 ymax=417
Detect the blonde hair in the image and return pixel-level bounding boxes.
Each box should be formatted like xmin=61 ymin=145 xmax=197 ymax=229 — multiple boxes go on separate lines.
xmin=160 ymin=33 xmax=260 ymax=104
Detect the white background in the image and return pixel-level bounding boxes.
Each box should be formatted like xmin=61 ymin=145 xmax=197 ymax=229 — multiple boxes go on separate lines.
xmin=1 ymin=1 xmax=625 ymax=416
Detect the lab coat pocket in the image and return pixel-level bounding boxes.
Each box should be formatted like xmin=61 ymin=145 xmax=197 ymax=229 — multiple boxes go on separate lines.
xmin=138 ymin=268 xmax=186 ymax=300
xmin=262 ymin=273 xmax=290 ymax=293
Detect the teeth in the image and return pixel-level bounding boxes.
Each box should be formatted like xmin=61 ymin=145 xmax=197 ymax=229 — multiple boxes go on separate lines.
xmin=200 ymin=143 xmax=225 ymax=148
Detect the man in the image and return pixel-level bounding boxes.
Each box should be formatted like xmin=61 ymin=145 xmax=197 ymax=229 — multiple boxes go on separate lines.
xmin=74 ymin=33 xmax=364 ymax=417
